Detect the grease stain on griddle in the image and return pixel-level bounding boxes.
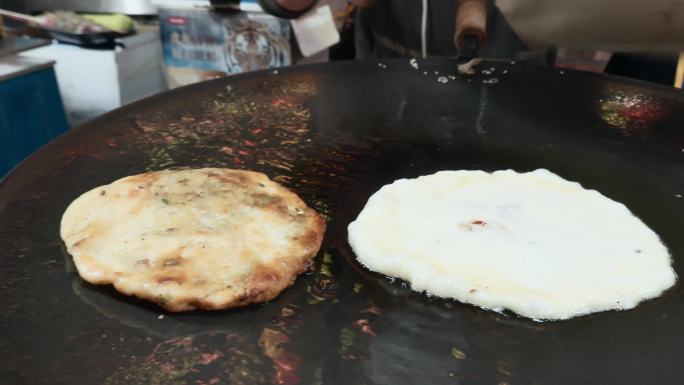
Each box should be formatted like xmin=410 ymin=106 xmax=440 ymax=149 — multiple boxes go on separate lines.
xmin=599 ymin=88 xmax=663 ymax=136
xmin=104 ymin=334 xmax=269 ymax=385
xmin=119 ymin=74 xmax=397 ymax=224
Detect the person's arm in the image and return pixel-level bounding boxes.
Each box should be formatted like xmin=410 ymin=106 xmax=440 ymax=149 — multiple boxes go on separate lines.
xmin=258 ymin=0 xmax=318 ymax=19
xmin=496 ymin=0 xmax=684 ymax=53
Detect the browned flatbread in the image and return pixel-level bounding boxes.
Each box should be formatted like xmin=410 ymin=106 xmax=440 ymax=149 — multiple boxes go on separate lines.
xmin=60 ymin=168 xmax=326 ymax=311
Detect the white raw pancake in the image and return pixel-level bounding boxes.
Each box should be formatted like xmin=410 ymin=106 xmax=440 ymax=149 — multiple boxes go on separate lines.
xmin=348 ymin=169 xmax=676 ymax=320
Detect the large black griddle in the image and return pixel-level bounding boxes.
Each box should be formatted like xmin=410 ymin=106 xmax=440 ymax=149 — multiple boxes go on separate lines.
xmin=2 ymin=59 xmax=684 ymax=385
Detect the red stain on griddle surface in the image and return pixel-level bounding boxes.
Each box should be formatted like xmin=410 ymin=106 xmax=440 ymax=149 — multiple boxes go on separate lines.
xmin=272 ymin=98 xmax=296 ymax=108
xmin=361 ymin=301 xmax=383 ymax=315
xmin=352 ymin=319 xmax=378 ymax=336
xmin=618 ymin=103 xmax=661 ymax=124
xmin=273 ymin=352 xmax=302 ymax=385
xmin=199 ymin=352 xmax=222 ymax=365
xmin=259 ymin=328 xmax=302 ymax=385
xmin=600 ymin=89 xmax=663 ymax=136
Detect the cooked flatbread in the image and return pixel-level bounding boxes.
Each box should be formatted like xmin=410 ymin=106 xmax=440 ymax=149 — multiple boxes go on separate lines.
xmin=348 ymin=169 xmax=676 ymax=320
xmin=61 ymin=168 xmax=325 ymax=311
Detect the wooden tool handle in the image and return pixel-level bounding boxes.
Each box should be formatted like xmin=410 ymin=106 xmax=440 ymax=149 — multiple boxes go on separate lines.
xmin=0 ymin=9 xmax=43 ymax=25
xmin=675 ymin=53 xmax=684 ymax=89
xmin=454 ymin=0 xmax=487 ymax=50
